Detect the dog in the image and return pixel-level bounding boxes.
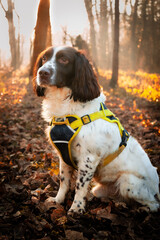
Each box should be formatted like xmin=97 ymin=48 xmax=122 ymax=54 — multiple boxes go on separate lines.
xmin=33 ymin=46 xmax=160 ymax=214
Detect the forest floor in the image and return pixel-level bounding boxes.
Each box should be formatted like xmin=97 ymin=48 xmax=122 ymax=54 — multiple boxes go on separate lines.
xmin=0 ymin=68 xmax=160 ymax=240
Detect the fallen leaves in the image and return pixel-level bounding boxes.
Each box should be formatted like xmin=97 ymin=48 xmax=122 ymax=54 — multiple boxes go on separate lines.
xmin=0 ymin=68 xmax=160 ymax=239
xmin=102 ymin=70 xmax=160 ymax=102
xmin=51 ymin=209 xmax=66 ymax=223
xmin=0 ymin=67 xmax=29 ymax=106
xmin=65 ymin=230 xmax=88 ymax=240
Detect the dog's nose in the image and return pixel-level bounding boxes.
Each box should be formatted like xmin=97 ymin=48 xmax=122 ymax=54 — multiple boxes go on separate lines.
xmin=39 ymin=69 xmax=51 ymax=79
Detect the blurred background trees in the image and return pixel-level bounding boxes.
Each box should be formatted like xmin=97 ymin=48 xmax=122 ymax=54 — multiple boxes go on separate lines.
xmin=83 ymin=0 xmax=160 ymax=73
xmin=0 ymin=0 xmax=22 ymax=70
xmin=110 ymin=0 xmax=119 ymax=87
xmin=1 ymin=0 xmax=160 ymax=82
xmin=30 ymin=0 xmax=52 ymax=75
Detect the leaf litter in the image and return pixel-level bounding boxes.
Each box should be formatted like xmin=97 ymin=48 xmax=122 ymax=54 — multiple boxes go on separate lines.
xmin=0 ymin=69 xmax=160 ymax=240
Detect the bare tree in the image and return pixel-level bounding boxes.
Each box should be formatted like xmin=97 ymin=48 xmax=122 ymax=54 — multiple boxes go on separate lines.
xmin=110 ymin=0 xmax=120 ymax=88
xmin=62 ymin=27 xmax=75 ymax=46
xmin=14 ymin=6 xmax=22 ymax=67
xmin=96 ymin=0 xmax=108 ymax=68
xmin=109 ymin=0 xmax=114 ymax=67
xmin=138 ymin=0 xmax=148 ymax=70
xmin=46 ymin=19 xmax=52 ymax=47
xmin=0 ymin=0 xmax=17 ymax=69
xmin=30 ymin=0 xmax=52 ymax=75
xmin=130 ymin=0 xmax=139 ymax=70
xmin=84 ymin=0 xmax=98 ymax=64
xmin=150 ymin=0 xmax=156 ymax=71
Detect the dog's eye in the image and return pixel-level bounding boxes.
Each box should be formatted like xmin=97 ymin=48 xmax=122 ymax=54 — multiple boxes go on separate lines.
xmin=42 ymin=55 xmax=47 ymax=64
xmin=58 ymin=56 xmax=69 ymax=64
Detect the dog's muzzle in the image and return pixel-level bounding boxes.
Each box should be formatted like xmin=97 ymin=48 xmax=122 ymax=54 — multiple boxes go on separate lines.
xmin=38 ymin=67 xmax=53 ymax=85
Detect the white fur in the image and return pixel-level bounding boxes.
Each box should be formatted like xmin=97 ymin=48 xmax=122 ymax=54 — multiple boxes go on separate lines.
xmin=42 ymin=86 xmax=160 ymax=213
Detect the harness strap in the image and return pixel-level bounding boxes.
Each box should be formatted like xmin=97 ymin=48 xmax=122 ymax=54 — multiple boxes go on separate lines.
xmin=50 ymin=103 xmax=129 ymax=169
xmin=53 ymin=103 xmax=125 ymax=138
xmin=69 ymin=108 xmax=114 ymax=130
xmin=102 ymin=145 xmax=125 ymax=167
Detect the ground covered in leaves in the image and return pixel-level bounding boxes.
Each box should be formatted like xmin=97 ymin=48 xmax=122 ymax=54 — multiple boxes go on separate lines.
xmin=0 ymin=68 xmax=160 ymax=240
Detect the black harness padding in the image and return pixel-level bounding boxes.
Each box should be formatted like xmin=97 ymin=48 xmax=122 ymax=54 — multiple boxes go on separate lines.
xmin=49 ymin=103 xmax=129 ymax=169
xmin=50 ymin=121 xmax=77 ymax=168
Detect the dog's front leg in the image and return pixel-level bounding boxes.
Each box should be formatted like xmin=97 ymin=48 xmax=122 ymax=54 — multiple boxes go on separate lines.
xmin=47 ymin=159 xmax=73 ymax=204
xmin=55 ymin=159 xmax=73 ymax=203
xmin=68 ymin=157 xmax=99 ymax=214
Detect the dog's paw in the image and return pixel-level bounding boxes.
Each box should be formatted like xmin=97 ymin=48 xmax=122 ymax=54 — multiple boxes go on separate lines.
xmin=68 ymin=201 xmax=85 ymax=216
xmin=46 ymin=195 xmax=64 ymax=204
xmin=44 ymin=196 xmax=64 ymax=210
xmin=45 ymin=196 xmax=57 ymax=203
xmin=68 ymin=207 xmax=85 ymax=217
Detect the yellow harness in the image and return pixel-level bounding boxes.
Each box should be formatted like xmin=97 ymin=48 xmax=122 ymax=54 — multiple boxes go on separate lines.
xmin=49 ymin=103 xmax=129 ymax=170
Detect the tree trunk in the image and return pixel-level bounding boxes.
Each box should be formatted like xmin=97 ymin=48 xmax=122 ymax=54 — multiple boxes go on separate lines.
xmin=15 ymin=10 xmax=21 ymax=67
xmin=30 ymin=0 xmax=51 ymax=75
xmin=110 ymin=0 xmax=119 ymax=88
xmin=130 ymin=0 xmax=138 ymax=70
xmin=150 ymin=0 xmax=156 ymax=71
xmin=109 ymin=0 xmax=114 ymax=68
xmin=46 ymin=19 xmax=52 ymax=47
xmin=0 ymin=0 xmax=22 ymax=69
xmin=5 ymin=0 xmax=17 ymax=69
xmin=138 ymin=0 xmax=148 ymax=70
xmin=84 ymin=0 xmax=98 ymax=64
xmin=99 ymin=0 xmax=108 ymax=68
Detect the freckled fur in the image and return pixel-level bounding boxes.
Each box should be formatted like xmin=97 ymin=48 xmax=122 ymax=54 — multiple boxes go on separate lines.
xmin=33 ymin=46 xmax=160 ymax=213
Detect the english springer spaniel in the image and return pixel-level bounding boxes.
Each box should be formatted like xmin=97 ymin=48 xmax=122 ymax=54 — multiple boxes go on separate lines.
xmin=33 ymin=46 xmax=160 ymax=214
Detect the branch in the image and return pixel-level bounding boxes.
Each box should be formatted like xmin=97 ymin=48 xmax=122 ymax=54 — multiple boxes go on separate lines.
xmin=95 ymin=0 xmax=100 ymax=25
xmin=14 ymin=3 xmax=20 ymax=32
xmin=13 ymin=0 xmax=20 ymax=20
xmin=0 ymin=0 xmax=7 ymax=12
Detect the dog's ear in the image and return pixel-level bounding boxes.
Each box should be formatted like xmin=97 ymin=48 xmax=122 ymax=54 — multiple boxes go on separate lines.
xmin=71 ymin=51 xmax=100 ymax=102
xmin=32 ymin=54 xmax=46 ymax=97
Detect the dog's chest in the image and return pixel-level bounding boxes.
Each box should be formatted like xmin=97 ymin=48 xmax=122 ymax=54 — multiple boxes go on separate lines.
xmin=71 ymin=121 xmax=116 ymax=163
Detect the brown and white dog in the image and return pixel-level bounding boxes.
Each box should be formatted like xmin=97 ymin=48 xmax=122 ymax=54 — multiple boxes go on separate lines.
xmin=33 ymin=46 xmax=160 ymax=214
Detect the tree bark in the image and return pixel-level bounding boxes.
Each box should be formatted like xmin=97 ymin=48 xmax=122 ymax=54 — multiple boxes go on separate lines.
xmin=130 ymin=0 xmax=138 ymax=70
xmin=138 ymin=0 xmax=148 ymax=70
xmin=110 ymin=0 xmax=119 ymax=88
xmin=109 ymin=0 xmax=114 ymax=68
xmin=7 ymin=0 xmax=17 ymax=69
xmin=30 ymin=0 xmax=51 ymax=75
xmin=150 ymin=0 xmax=156 ymax=71
xmin=99 ymin=0 xmax=108 ymax=68
xmin=0 ymin=0 xmax=17 ymax=69
xmin=84 ymin=0 xmax=98 ymax=64
xmin=46 ymin=19 xmax=52 ymax=48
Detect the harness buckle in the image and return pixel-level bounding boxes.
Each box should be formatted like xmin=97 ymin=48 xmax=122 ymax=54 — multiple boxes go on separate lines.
xmin=119 ymin=129 xmax=129 ymax=147
xmin=81 ymin=115 xmax=91 ymax=125
xmin=51 ymin=117 xmax=69 ymax=125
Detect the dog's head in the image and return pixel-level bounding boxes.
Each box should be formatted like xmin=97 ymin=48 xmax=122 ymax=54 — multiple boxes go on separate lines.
xmin=33 ymin=46 xmax=100 ymax=102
